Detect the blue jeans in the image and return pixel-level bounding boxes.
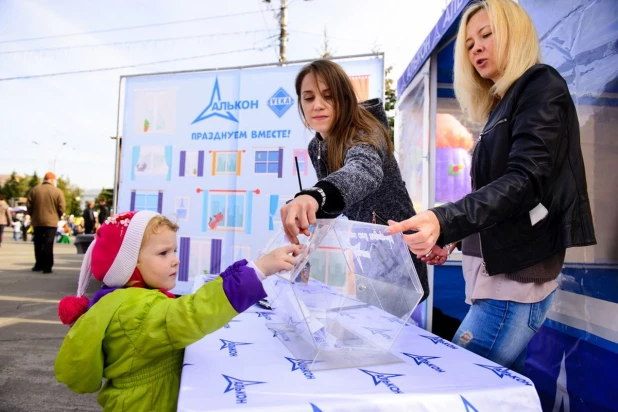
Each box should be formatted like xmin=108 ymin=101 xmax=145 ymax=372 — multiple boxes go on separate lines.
xmin=452 ymin=290 xmax=555 ymax=373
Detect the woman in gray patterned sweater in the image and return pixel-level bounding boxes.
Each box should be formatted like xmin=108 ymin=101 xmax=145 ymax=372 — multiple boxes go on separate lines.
xmin=279 ymin=59 xmax=428 ymax=302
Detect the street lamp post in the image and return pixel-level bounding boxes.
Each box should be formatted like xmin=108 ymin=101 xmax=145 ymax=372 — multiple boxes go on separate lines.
xmin=31 ymin=141 xmax=68 ymax=172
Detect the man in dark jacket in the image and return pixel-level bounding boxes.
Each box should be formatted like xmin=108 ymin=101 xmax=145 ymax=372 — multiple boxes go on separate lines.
xmin=97 ymin=198 xmax=110 ymax=228
xmin=82 ymin=201 xmax=95 ymax=234
xmin=27 ymin=172 xmax=65 ymax=273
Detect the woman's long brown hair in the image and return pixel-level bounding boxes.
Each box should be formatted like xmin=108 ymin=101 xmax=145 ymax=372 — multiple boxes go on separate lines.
xmin=295 ymin=60 xmax=392 ymax=172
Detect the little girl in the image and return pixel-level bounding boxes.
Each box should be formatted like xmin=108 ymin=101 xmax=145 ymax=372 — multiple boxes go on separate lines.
xmin=55 ymin=210 xmax=300 ymax=411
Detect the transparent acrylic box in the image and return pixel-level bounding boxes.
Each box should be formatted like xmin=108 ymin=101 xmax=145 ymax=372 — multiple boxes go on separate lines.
xmin=260 ymin=219 xmax=424 ymax=371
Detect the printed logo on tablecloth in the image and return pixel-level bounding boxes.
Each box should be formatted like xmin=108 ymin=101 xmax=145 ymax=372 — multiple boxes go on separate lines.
xmin=223 ymin=320 xmax=241 ymax=329
xmin=359 ymin=369 xmax=405 ymax=394
xmin=268 ymin=327 xmax=291 ymax=342
xmin=475 ymin=364 xmax=532 ymax=386
xmin=267 ymin=87 xmax=294 ymax=118
xmin=364 ymin=327 xmax=394 ymax=339
xmin=219 ymin=339 xmax=252 ymax=357
xmin=256 ymin=311 xmax=273 ymax=320
xmin=222 ymin=375 xmax=267 ymax=404
xmin=285 ymin=357 xmax=316 ymax=380
xmin=461 ymin=395 xmax=479 ymax=412
xmin=420 ymin=334 xmax=459 ymax=349
xmin=401 ymin=353 xmax=446 ymax=373
xmin=380 ymin=315 xmax=407 ymax=325
xmin=310 ymin=403 xmax=323 ymax=412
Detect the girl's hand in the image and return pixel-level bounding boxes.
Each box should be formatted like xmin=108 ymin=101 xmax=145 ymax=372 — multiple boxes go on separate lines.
xmin=418 ymin=244 xmax=451 ymax=265
xmin=256 ymin=244 xmax=303 ymax=276
xmin=279 ymin=195 xmax=319 ymax=244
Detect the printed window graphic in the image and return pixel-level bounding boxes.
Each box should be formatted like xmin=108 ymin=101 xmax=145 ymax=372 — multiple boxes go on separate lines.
xmin=210 ymin=150 xmax=244 ymax=176
xmin=179 ymin=151 xmax=205 ymax=177
xmin=293 ymin=149 xmax=309 ymax=176
xmin=349 ymin=75 xmax=370 ymax=102
xmin=130 ymin=190 xmax=163 ymax=213
xmin=134 ymin=89 xmax=177 ymax=134
xmin=198 ymin=188 xmax=259 ymax=234
xmin=254 ymin=148 xmax=283 ymax=178
xmin=177 ymin=237 xmax=223 ymax=281
xmin=268 ymin=194 xmax=293 ymax=231
xmin=131 ymin=145 xmax=173 ymax=181
xmin=175 ymin=197 xmax=190 ymax=221
xmin=308 ymin=246 xmax=354 ymax=294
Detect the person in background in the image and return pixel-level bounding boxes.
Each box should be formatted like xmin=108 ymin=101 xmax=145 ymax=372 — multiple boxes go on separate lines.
xmin=82 ymin=201 xmax=96 ymax=234
xmin=0 ymin=194 xmax=12 ymax=247
xmin=21 ymin=214 xmax=31 ymax=242
xmin=27 ymin=172 xmax=66 ymax=273
xmin=55 ymin=211 xmax=302 ymax=411
xmin=12 ymin=219 xmax=21 ymax=241
xmin=387 ymin=0 xmax=596 ymax=373
xmin=97 ymin=198 xmax=110 ymax=229
xmin=279 ymin=59 xmax=429 ymax=302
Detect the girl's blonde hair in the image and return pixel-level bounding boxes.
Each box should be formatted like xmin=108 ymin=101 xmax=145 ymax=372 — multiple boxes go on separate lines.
xmin=141 ymin=215 xmax=179 ymax=247
xmin=295 ymin=59 xmax=392 ymax=172
xmin=454 ymin=0 xmax=541 ymax=124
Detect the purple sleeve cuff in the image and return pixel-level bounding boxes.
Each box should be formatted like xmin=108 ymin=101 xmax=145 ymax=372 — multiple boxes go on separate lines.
xmin=221 ymin=259 xmax=267 ymax=313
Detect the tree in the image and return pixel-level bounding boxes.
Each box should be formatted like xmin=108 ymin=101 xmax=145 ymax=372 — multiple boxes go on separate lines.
xmin=56 ymin=176 xmax=83 ymax=217
xmin=317 ymin=26 xmax=335 ymax=59
xmin=0 ymin=172 xmax=26 ymax=201
xmin=26 ymin=172 xmax=41 ymax=194
xmin=384 ymin=66 xmax=397 ymax=144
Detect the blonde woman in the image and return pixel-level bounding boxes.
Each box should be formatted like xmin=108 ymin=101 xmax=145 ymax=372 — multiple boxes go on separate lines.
xmin=387 ymin=0 xmax=596 ymax=372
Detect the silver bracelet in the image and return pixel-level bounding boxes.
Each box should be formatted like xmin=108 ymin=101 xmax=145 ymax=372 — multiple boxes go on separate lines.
xmin=308 ymin=186 xmax=326 ymax=208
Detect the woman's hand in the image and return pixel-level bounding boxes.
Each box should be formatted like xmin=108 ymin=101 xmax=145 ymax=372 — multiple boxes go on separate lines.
xmin=279 ymin=195 xmax=319 ymax=244
xmin=385 ymin=210 xmax=441 ymax=255
xmin=255 ymin=244 xmax=303 ymax=276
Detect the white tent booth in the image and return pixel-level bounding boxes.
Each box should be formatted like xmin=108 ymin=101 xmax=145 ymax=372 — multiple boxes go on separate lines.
xmin=395 ymin=0 xmax=618 ymax=410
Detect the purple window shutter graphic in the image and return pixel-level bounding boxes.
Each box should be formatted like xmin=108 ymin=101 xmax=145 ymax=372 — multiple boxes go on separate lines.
xmin=157 ymin=191 xmax=163 ymax=213
xmin=130 ymin=191 xmax=136 ymax=210
xmin=277 ymin=148 xmax=283 ymax=178
xmin=210 ymin=239 xmax=222 ymax=274
xmin=178 ymin=237 xmax=190 ymax=282
xmin=179 ymin=151 xmax=186 ymax=177
xmin=198 ymin=151 xmax=205 ymax=177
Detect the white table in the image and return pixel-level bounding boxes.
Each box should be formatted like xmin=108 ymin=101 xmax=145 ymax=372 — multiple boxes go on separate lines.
xmin=178 ymin=278 xmax=542 ymax=411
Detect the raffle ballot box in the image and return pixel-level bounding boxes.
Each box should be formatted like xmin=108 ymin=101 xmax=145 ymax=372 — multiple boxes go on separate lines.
xmin=260 ymin=219 xmax=424 ymax=371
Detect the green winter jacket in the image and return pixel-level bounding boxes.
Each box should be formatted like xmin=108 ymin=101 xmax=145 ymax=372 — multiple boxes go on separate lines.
xmin=55 ymin=276 xmax=238 ymax=411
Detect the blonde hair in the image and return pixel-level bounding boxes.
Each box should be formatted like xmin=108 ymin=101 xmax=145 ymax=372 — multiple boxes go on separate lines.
xmin=454 ymin=0 xmax=541 ymax=124
xmin=295 ymin=59 xmax=392 ymax=172
xmin=141 ymin=215 xmax=179 ymax=247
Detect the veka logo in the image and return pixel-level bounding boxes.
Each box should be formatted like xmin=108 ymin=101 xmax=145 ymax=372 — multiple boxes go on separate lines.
xmin=268 ymin=327 xmax=291 ymax=342
xmin=359 ymin=369 xmax=405 ymax=394
xmin=256 ymin=311 xmax=273 ymax=320
xmin=222 ymin=375 xmax=266 ymax=404
xmin=475 ymin=364 xmax=532 ymax=386
xmin=420 ymin=334 xmax=459 ymax=350
xmin=461 ymin=395 xmax=479 ymax=412
xmin=219 ymin=339 xmax=252 ymax=357
xmin=364 ymin=327 xmax=393 ymax=340
xmin=285 ymin=357 xmax=316 ymax=380
xmin=192 ymin=77 xmax=259 ymax=124
xmin=402 ymin=353 xmax=446 ymax=373
xmin=267 ymin=87 xmax=294 ymax=118
xmin=310 ymin=403 xmax=323 ymax=412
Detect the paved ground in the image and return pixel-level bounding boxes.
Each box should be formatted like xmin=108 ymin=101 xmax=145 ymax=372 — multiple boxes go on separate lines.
xmin=0 ymin=237 xmax=101 ymax=412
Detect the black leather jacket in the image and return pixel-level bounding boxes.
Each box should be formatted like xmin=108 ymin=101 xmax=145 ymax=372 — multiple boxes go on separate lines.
xmin=432 ymin=64 xmax=596 ymax=275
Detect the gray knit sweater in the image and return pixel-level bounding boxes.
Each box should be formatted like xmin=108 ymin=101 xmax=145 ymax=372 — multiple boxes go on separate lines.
xmin=305 ymin=98 xmax=429 ymax=301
